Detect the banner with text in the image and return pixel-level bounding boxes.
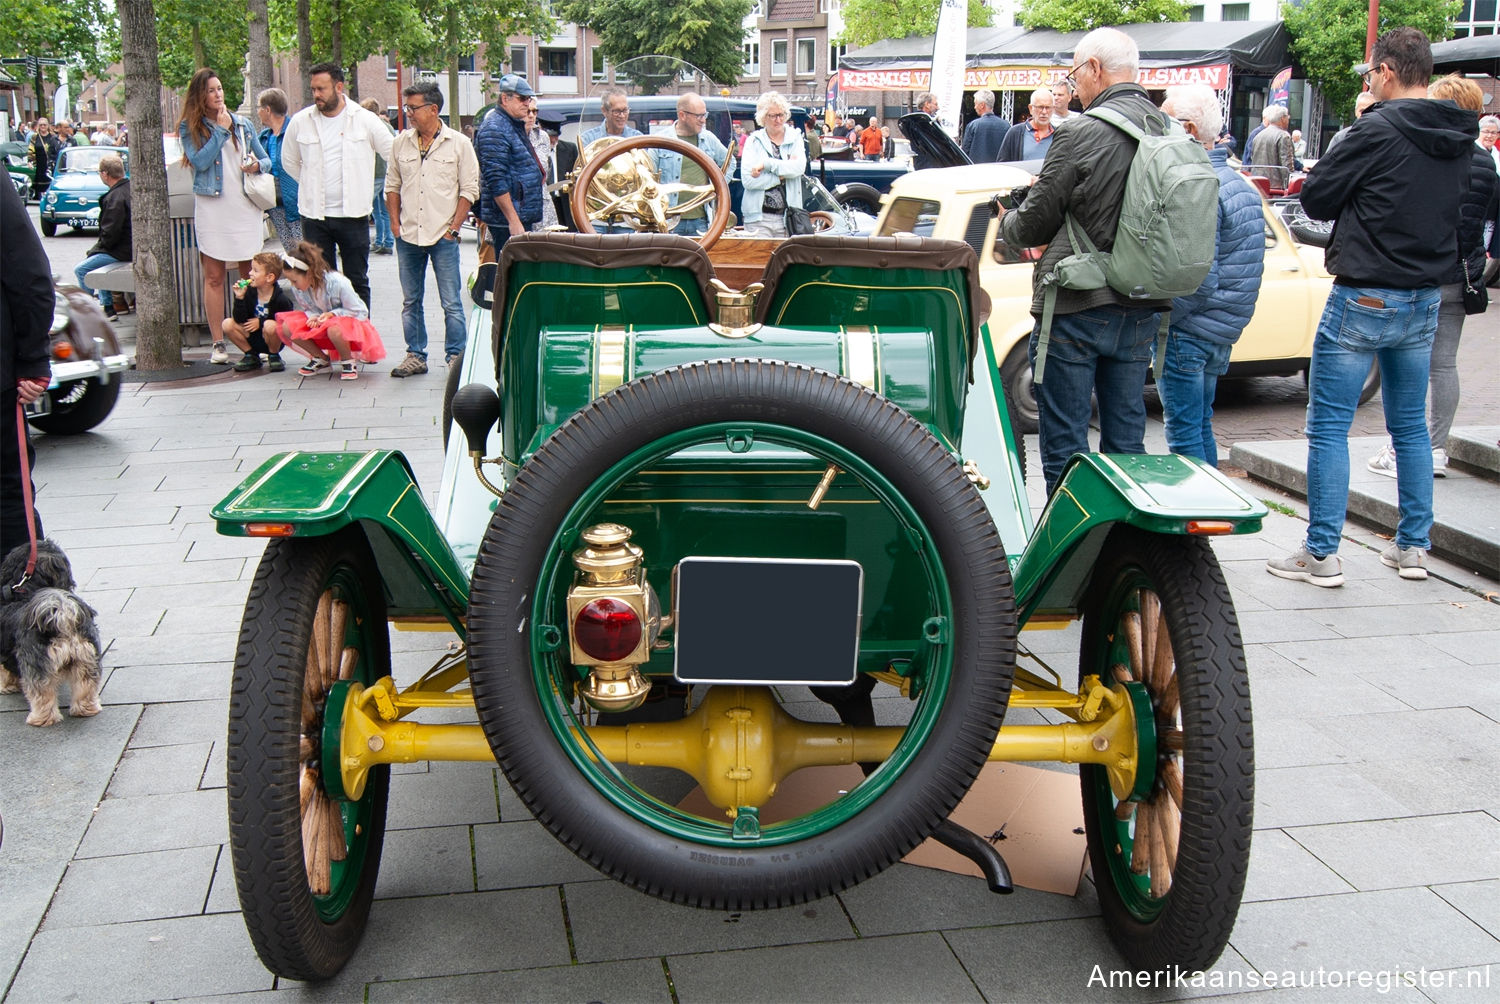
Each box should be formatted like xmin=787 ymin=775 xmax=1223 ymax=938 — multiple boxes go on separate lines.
xmin=839 ymin=63 xmax=1231 ymax=92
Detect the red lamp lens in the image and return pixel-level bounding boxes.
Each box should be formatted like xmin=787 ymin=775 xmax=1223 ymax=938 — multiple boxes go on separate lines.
xmin=574 ymin=597 xmax=642 ymax=662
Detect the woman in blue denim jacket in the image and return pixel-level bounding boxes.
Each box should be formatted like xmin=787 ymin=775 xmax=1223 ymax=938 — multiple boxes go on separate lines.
xmin=178 ymin=68 xmax=272 ymax=362
xmin=740 ymin=91 xmax=805 ymax=238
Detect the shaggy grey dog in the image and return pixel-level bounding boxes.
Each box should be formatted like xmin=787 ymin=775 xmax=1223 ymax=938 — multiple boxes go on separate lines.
xmin=0 ymin=541 xmax=103 ymax=726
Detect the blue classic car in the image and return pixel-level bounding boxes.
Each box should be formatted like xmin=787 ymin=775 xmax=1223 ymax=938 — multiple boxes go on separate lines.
xmin=39 ymin=145 xmax=128 ymax=236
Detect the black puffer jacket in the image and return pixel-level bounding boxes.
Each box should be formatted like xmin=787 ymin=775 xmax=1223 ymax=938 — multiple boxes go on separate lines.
xmin=1448 ymin=144 xmax=1497 ymax=286
xmin=1301 ymin=98 xmax=1477 ymax=288
xmin=1000 ymin=82 xmax=1173 ymax=317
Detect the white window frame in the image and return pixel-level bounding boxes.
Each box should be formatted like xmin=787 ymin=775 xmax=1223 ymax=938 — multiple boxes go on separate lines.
xmin=591 ymin=46 xmax=608 ymax=83
xmin=828 ymin=42 xmax=846 ymax=72
xmin=386 ymin=52 xmax=398 ymax=80
xmin=743 ymin=41 xmax=761 ymax=77
xmin=771 ymin=38 xmax=788 ymax=77
xmin=795 ymin=37 xmax=816 ymax=77
xmin=509 ymin=45 xmax=529 ymax=78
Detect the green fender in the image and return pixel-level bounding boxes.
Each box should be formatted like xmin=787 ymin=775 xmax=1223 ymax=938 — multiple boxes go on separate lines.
xmin=212 ymin=451 xmax=470 ymax=634
xmin=1013 ymin=453 xmax=1267 ymax=622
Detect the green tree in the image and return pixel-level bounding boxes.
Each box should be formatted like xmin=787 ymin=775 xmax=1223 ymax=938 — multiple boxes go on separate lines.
xmin=557 ymin=0 xmax=754 ymax=89
xmin=0 ymin=0 xmax=117 ymax=112
xmin=1015 ymin=0 xmax=1189 ymax=32
xmin=1282 ymin=0 xmax=1459 ymax=119
xmin=153 ymin=0 xmax=250 ymax=109
xmin=838 ymin=0 xmax=992 ymax=49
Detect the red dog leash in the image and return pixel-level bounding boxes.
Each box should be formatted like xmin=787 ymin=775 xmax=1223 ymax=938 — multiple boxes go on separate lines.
xmin=11 ymin=396 xmax=38 ymax=589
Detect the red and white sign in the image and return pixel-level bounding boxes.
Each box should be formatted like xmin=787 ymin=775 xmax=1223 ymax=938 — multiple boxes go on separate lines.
xmin=839 ymin=63 xmax=1231 ymax=92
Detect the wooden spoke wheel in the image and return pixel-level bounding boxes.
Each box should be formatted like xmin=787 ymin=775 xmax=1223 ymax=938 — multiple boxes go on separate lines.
xmin=1079 ymin=526 xmax=1252 ymax=972
xmin=227 ymin=526 xmax=391 ymax=980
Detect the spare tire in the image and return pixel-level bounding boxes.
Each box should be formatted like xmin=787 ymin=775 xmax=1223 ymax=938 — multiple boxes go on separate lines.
xmin=467 ymin=359 xmax=1017 ymax=909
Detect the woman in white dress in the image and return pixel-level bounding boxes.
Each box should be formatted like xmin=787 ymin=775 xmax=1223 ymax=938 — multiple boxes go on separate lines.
xmin=179 ymin=68 xmax=272 ymax=364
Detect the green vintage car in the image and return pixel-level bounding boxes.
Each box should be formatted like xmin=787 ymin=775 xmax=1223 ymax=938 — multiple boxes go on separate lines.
xmin=213 ymin=95 xmax=1264 ymax=983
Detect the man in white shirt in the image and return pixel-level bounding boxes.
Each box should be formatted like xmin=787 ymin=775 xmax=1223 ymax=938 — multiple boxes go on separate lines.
xmin=282 ymin=61 xmax=394 ymax=311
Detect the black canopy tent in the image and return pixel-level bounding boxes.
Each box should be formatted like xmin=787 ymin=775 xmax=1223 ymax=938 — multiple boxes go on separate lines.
xmin=838 ymin=20 xmax=1292 ymax=78
xmin=1430 ymin=35 xmax=1500 ymax=76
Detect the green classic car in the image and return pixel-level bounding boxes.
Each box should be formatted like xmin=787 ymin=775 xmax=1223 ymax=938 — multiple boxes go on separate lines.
xmin=213 ymin=67 xmax=1264 ymax=984
xmin=38 ymin=144 xmax=128 ymax=236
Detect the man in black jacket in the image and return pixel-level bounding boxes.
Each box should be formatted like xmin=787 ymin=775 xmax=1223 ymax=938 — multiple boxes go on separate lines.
xmin=1 ymin=181 xmax=54 ymax=559
xmin=996 ymin=27 xmax=1176 ymax=493
xmin=1267 ymin=27 xmax=1476 ymax=588
xmin=73 ymin=153 xmax=132 ymax=320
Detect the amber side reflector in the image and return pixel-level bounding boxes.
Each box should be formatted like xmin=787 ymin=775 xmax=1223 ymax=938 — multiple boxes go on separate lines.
xmin=245 ymin=523 xmax=296 ymax=537
xmin=1186 ymin=520 xmax=1235 ymax=536
xmin=52 ymin=341 xmax=74 ymax=360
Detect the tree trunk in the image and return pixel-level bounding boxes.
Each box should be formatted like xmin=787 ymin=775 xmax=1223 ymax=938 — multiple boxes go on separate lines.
xmin=191 ymin=24 xmax=206 ymax=72
xmin=447 ymin=7 xmax=461 ymax=132
xmin=297 ymin=0 xmax=314 ymax=107
xmin=118 ymin=0 xmax=183 ymax=370
xmin=246 ymin=0 xmax=274 ymax=104
xmin=330 ymin=0 xmax=344 ymax=75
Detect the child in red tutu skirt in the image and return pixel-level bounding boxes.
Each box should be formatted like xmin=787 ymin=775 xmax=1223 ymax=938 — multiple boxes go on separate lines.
xmin=278 ymin=241 xmax=386 ymax=380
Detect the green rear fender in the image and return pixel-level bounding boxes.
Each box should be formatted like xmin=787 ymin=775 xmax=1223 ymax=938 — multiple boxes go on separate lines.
xmin=212 ymin=451 xmax=470 ymax=633
xmin=1014 ymin=453 xmax=1266 ymax=620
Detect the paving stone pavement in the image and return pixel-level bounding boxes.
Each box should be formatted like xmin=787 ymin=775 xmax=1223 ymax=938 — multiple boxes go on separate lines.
xmin=3 ymin=218 xmax=1498 ymax=1003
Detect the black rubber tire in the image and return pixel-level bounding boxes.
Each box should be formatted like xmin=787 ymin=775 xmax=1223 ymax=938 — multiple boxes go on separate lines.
xmin=998 ymin=341 xmax=1038 ymax=436
xmin=28 ymin=377 xmax=121 ymax=434
xmin=441 ymin=348 xmax=464 ymax=450
xmin=1078 ymin=526 xmax=1253 ymax=973
xmin=40 ymin=217 xmax=56 ymax=237
xmin=833 ymin=182 xmax=882 ymax=216
xmin=467 ymin=359 xmax=1017 ymax=909
xmin=227 ymin=527 xmax=391 ymax=981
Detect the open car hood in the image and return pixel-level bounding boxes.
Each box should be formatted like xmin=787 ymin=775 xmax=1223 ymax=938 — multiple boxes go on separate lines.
xmin=898 ymin=113 xmax=970 ymax=169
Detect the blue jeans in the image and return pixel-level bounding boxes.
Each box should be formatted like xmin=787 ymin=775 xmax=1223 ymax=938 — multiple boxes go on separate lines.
xmin=395 ymin=235 xmax=466 ymax=360
xmin=1305 ymin=284 xmax=1438 ymax=557
xmin=1029 ymin=304 xmax=1159 ymax=493
xmin=1156 ymin=332 xmax=1233 ymax=466
xmin=74 ymin=252 xmax=122 ymax=310
xmin=371 ymin=183 xmax=392 ymax=248
xmin=675 ymin=217 xmax=708 ymax=237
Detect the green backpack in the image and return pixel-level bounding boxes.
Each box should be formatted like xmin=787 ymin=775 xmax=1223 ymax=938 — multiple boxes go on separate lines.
xmin=1036 ymin=106 xmax=1219 ymax=383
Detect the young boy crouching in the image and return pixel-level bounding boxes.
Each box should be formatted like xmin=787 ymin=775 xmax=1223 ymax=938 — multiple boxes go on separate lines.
xmin=225 ymin=252 xmax=296 ymax=372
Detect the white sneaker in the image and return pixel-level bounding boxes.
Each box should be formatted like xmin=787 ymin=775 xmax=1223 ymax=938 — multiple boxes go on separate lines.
xmin=1266 ymin=545 xmax=1345 ymax=588
xmin=209 ymin=342 xmax=230 ymax=364
xmin=1380 ymin=543 xmax=1428 ymax=581
xmin=1432 ymin=447 xmax=1449 ymax=477
xmin=1367 ymin=443 xmax=1397 ymax=479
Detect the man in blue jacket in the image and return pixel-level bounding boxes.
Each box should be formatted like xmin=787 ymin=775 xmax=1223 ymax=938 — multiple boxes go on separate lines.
xmin=961 ymin=90 xmax=1009 ymax=163
xmin=475 ymin=75 xmax=543 ymax=253
xmin=1267 ymin=27 xmax=1476 ymax=587
xmin=1157 ymin=84 xmax=1265 ymax=466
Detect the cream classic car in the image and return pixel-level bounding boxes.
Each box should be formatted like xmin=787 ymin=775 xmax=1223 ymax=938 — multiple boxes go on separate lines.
xmin=872 ymin=161 xmax=1347 ymax=433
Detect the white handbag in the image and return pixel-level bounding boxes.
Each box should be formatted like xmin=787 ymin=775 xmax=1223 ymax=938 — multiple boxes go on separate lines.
xmin=239 ymin=125 xmax=277 ymax=211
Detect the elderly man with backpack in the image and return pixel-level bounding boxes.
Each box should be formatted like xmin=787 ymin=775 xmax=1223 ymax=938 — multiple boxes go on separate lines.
xmin=996 ymin=26 xmax=1219 ymax=493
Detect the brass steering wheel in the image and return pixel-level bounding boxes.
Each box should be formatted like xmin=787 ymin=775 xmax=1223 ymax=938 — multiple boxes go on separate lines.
xmin=569 ymin=134 xmax=732 ymax=250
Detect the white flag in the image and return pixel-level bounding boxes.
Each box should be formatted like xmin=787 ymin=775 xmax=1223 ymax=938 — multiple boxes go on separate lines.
xmin=930 ymin=0 xmax=967 ymax=138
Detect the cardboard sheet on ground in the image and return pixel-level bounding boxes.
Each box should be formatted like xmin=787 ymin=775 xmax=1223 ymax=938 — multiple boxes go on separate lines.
xmin=676 ymin=761 xmax=1087 ymax=895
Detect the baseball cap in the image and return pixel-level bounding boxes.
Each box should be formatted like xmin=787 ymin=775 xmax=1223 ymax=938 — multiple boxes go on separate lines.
xmin=496 ymin=74 xmax=535 ymax=99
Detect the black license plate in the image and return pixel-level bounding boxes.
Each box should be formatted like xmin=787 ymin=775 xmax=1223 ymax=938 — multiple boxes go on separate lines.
xmin=673 ymin=557 xmax=863 ymax=686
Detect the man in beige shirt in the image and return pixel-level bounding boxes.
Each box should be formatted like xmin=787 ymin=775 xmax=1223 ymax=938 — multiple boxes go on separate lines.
xmin=384 ymin=80 xmax=480 ymax=377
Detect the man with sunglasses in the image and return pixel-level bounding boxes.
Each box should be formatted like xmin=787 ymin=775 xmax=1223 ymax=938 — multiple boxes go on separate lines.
xmin=1267 ymin=27 xmax=1476 ymax=587
xmin=995 ymin=27 xmax=1185 ymax=494
xmin=385 ymin=80 xmax=479 ymax=379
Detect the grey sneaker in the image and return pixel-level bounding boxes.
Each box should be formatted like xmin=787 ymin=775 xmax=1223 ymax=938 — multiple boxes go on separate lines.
xmin=1367 ymin=443 xmax=1397 ymax=479
xmin=1266 ymin=545 xmax=1345 ymax=587
xmin=390 ymin=353 xmax=428 ymax=378
xmin=209 ymin=341 xmax=231 ymax=364
xmin=1380 ymin=543 xmax=1428 ymax=580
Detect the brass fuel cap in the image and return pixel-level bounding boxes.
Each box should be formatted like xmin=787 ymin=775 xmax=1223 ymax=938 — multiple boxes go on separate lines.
xmin=709 ymin=279 xmax=764 ymax=339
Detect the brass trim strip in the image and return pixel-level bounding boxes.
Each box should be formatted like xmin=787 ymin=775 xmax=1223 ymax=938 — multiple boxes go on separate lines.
xmin=842 ymin=325 xmax=877 ymax=390
xmin=594 ymin=325 xmax=630 ymax=399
